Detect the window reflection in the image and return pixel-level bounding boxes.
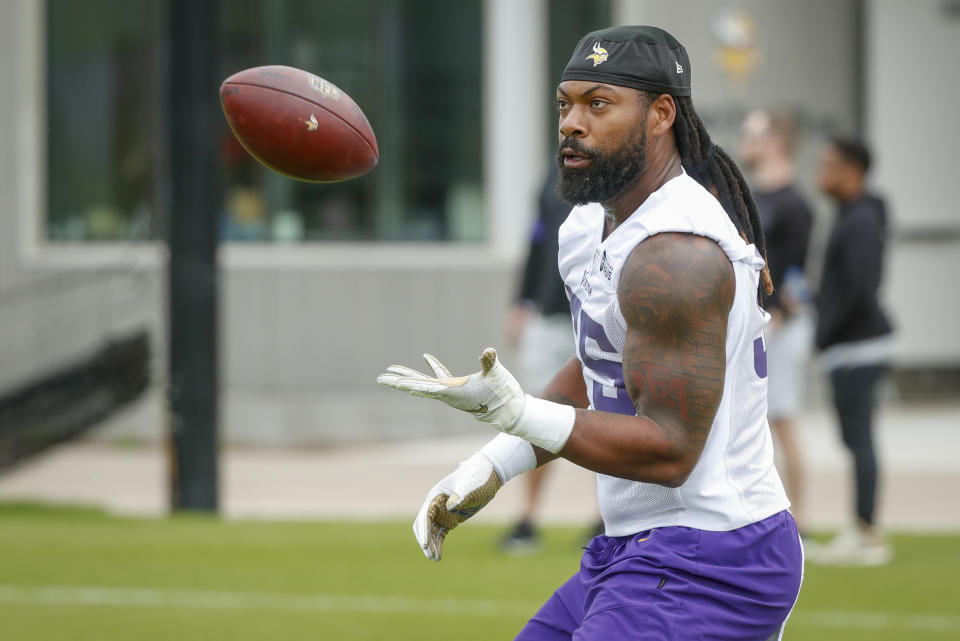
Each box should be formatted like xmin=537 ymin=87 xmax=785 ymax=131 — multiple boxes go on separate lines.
xmin=46 ymin=0 xmax=484 ymax=243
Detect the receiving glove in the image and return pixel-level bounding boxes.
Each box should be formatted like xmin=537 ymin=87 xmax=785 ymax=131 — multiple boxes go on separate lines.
xmin=377 ymin=348 xmax=575 ymax=453
xmin=412 ymin=451 xmax=503 ymax=561
xmin=377 ymin=348 xmax=525 ymax=433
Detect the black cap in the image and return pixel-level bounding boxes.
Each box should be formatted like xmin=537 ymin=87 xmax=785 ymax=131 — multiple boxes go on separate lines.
xmin=561 ymin=26 xmax=691 ymax=97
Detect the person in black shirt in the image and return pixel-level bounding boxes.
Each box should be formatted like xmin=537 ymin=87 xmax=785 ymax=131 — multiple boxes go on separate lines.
xmin=809 ymin=137 xmax=894 ymax=566
xmin=499 ymin=166 xmax=586 ymax=553
xmin=740 ymin=110 xmax=814 ymax=534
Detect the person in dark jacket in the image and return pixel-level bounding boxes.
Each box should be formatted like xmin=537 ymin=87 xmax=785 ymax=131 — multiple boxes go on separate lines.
xmin=740 ymin=109 xmax=814 ymax=535
xmin=810 ymin=137 xmax=894 ymax=566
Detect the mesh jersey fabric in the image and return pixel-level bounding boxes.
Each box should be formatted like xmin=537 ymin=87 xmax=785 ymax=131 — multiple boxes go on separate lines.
xmin=557 ymin=171 xmax=789 ymax=535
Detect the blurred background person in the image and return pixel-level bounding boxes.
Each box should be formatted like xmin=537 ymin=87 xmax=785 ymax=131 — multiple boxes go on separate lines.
xmin=810 ymin=137 xmax=894 ymax=565
xmin=739 ymin=109 xmax=814 ymax=535
xmin=499 ymin=165 xmax=595 ymax=554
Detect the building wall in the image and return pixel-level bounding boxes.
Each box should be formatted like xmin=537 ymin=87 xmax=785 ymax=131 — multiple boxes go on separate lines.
xmin=0 ymin=0 xmax=533 ymax=445
xmin=219 ymin=245 xmax=516 ymax=444
xmin=0 ymin=1 xmax=163 ymax=396
xmin=614 ymin=0 xmax=859 ymax=185
xmin=865 ymin=0 xmax=960 ymax=365
xmin=2 ymin=0 xmax=958 ymax=447
xmin=616 ymin=0 xmax=960 ymax=368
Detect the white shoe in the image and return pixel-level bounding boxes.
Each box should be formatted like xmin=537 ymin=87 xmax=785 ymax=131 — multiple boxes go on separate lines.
xmin=806 ymin=526 xmax=893 ymax=566
xmin=800 ymin=536 xmax=821 ymax=558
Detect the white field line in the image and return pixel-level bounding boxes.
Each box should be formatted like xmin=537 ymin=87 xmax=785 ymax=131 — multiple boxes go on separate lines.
xmin=794 ymin=610 xmax=960 ymax=632
xmin=0 ymin=585 xmax=958 ymax=631
xmin=0 ymin=585 xmax=535 ymax=617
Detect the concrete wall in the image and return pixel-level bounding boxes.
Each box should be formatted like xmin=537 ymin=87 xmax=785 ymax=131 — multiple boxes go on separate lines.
xmin=220 ymin=245 xmax=515 ymax=444
xmin=865 ymin=0 xmax=960 ymax=365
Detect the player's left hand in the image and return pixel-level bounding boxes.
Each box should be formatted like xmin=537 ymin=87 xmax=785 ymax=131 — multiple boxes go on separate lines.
xmin=377 ymin=348 xmax=526 ymax=435
xmin=413 ymin=452 xmax=502 ymax=561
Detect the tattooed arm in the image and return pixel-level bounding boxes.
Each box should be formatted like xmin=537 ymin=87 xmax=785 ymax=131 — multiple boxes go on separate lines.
xmin=553 ymin=232 xmax=734 ymax=486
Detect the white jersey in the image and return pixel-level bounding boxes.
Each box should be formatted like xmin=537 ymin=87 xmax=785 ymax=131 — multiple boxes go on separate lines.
xmin=558 ymin=172 xmax=789 ymax=535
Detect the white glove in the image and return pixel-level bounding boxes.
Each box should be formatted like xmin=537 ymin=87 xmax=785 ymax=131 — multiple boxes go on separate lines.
xmin=377 ymin=348 xmax=576 ymax=453
xmin=413 ymin=451 xmax=502 ymax=561
xmin=377 ymin=348 xmax=525 ymax=433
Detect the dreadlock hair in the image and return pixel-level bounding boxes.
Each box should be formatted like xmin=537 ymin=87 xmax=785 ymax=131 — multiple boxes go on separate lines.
xmin=654 ymin=92 xmax=774 ymax=297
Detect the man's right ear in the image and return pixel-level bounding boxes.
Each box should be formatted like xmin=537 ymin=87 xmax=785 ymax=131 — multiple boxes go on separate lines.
xmin=650 ymin=94 xmax=676 ymax=137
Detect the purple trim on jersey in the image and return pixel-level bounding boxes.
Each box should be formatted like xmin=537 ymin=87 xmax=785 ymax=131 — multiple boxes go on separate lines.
xmin=514 ymin=511 xmax=802 ymax=641
xmin=754 ymin=336 xmax=768 ymax=379
xmin=568 ymin=287 xmax=583 ymax=330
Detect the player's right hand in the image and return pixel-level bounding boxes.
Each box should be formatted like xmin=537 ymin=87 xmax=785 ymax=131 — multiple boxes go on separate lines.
xmin=413 ymin=452 xmax=502 ymax=561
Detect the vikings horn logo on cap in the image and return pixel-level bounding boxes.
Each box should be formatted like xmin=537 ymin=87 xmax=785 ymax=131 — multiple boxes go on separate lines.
xmin=585 ymin=42 xmax=609 ymax=67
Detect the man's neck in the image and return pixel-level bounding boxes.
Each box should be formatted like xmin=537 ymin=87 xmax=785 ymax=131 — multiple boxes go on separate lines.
xmin=601 ymin=149 xmax=683 ymax=232
xmin=835 ymin=182 xmax=866 ymax=205
xmin=753 ymin=156 xmax=794 ymax=192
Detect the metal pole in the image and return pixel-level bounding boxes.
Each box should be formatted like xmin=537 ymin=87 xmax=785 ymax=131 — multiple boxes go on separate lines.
xmin=167 ymin=0 xmax=221 ymax=511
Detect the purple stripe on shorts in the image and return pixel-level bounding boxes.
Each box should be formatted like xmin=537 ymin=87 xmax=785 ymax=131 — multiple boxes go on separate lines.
xmin=515 ymin=511 xmax=802 ymax=641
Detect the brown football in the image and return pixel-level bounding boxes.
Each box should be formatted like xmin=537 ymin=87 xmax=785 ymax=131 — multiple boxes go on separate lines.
xmin=220 ymin=65 xmax=379 ymax=182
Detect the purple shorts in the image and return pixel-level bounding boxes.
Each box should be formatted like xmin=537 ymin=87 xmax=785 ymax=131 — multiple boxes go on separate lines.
xmin=515 ymin=510 xmax=803 ymax=641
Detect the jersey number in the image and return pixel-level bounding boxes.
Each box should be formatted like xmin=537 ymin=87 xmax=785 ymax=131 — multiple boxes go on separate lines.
xmin=568 ymin=289 xmax=636 ymax=415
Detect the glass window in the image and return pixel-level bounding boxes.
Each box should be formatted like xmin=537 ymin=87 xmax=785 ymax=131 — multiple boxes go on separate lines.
xmin=46 ymin=0 xmax=164 ymax=241
xmin=45 ymin=0 xmax=484 ymax=243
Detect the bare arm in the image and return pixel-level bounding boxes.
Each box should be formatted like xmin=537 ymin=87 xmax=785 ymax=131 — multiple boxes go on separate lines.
xmin=556 ymin=232 xmax=734 ymax=486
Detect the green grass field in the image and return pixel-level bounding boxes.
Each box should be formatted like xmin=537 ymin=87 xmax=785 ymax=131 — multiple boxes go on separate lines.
xmin=1 ymin=503 xmax=958 ymax=640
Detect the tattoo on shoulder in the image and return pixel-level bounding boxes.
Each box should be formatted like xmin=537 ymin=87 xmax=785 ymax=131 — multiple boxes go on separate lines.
xmin=617 ymin=233 xmax=735 ymax=455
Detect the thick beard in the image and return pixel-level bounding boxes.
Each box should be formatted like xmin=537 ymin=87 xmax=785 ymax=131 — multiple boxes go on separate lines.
xmin=556 ymin=126 xmax=648 ymax=206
